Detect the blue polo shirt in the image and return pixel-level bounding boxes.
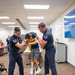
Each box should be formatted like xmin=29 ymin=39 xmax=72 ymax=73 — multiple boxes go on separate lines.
xmin=9 ymin=34 xmax=22 ymax=55
xmin=43 ymin=28 xmax=54 ymax=49
xmin=30 ymin=32 xmax=39 ymax=49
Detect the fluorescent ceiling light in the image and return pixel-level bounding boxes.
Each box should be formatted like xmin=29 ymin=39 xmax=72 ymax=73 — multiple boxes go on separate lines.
xmin=2 ymin=22 xmax=16 ymax=24
xmin=29 ymin=22 xmax=40 ymax=24
xmin=24 ymin=5 xmax=50 ymax=9
xmin=9 ymin=25 xmax=19 ymax=27
xmin=27 ymin=16 xmax=44 ymax=19
xmin=30 ymin=25 xmax=38 ymax=27
xmin=0 ymin=16 xmax=10 ymax=19
xmin=64 ymin=16 xmax=75 ymax=18
xmin=0 ymin=28 xmax=4 ymax=29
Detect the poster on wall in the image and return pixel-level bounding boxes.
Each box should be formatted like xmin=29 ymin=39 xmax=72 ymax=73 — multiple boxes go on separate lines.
xmin=64 ymin=9 xmax=75 ymax=38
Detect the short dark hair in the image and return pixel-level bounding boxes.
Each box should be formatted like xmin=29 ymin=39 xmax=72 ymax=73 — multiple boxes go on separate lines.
xmin=14 ymin=27 xmax=21 ymax=32
xmin=25 ymin=33 xmax=31 ymax=39
xmin=38 ymin=22 xmax=46 ymax=28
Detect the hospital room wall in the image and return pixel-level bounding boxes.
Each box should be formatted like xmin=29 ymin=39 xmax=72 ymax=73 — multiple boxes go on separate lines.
xmin=49 ymin=3 xmax=75 ymax=66
xmin=0 ymin=29 xmax=42 ymax=46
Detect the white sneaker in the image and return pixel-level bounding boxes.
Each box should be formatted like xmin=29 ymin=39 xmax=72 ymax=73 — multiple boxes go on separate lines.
xmin=36 ymin=67 xmax=42 ymax=74
xmin=30 ymin=67 xmax=33 ymax=75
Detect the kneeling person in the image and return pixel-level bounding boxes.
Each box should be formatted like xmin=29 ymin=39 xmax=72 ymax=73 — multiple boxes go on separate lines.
xmin=25 ymin=32 xmax=42 ymax=74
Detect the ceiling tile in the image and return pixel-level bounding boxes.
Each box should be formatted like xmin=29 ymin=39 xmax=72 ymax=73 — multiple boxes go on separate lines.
xmin=22 ymin=0 xmax=37 ymax=4
xmin=9 ymin=5 xmax=24 ymax=9
xmin=48 ymin=6 xmax=66 ymax=12
xmin=25 ymin=9 xmax=48 ymax=16
xmin=37 ymin=0 xmax=52 ymax=5
xmin=6 ymin=0 xmax=22 ymax=5
xmin=0 ymin=5 xmax=10 ymax=9
xmin=51 ymin=0 xmax=68 ymax=6
xmin=0 ymin=0 xmax=7 ymax=4
xmin=0 ymin=9 xmax=14 ymax=14
xmin=12 ymin=9 xmax=25 ymax=13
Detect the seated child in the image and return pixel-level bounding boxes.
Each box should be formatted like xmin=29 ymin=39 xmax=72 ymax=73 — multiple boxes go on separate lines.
xmin=25 ymin=32 xmax=42 ymax=74
xmin=0 ymin=40 xmax=4 ymax=56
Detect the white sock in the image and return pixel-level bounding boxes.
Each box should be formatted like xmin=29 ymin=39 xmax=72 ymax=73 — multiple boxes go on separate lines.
xmin=37 ymin=65 xmax=41 ymax=69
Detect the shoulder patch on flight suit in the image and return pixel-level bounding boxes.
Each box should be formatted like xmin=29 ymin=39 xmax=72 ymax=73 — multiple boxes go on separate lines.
xmin=44 ymin=36 xmax=48 ymax=39
xmin=13 ymin=39 xmax=18 ymax=43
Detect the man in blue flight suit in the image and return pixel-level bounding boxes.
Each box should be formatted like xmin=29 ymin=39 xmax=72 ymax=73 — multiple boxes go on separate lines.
xmin=37 ymin=23 xmax=57 ymax=75
xmin=8 ymin=27 xmax=26 ymax=75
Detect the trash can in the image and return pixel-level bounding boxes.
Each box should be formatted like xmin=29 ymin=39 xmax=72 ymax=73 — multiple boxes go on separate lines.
xmin=55 ymin=42 xmax=67 ymax=63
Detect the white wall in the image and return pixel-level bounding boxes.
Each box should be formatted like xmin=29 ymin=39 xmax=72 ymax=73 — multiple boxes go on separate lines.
xmin=49 ymin=3 xmax=75 ymax=66
xmin=0 ymin=29 xmax=42 ymax=45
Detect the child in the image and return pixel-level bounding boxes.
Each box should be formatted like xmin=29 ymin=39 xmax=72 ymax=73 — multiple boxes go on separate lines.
xmin=25 ymin=32 xmax=42 ymax=74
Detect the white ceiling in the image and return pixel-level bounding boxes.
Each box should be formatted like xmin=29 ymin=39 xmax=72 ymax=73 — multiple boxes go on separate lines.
xmin=0 ymin=0 xmax=75 ymax=29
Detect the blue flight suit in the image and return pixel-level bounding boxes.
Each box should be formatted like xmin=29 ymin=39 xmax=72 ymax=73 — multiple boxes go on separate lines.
xmin=43 ymin=29 xmax=57 ymax=75
xmin=8 ymin=35 xmax=24 ymax=75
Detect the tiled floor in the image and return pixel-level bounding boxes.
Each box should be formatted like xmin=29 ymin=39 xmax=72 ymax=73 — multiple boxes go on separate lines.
xmin=0 ymin=53 xmax=75 ymax=75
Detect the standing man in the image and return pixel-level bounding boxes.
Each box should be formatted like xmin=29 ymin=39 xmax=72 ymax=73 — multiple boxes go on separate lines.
xmin=6 ymin=36 xmax=10 ymax=51
xmin=8 ymin=27 xmax=26 ymax=75
xmin=37 ymin=23 xmax=57 ymax=75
